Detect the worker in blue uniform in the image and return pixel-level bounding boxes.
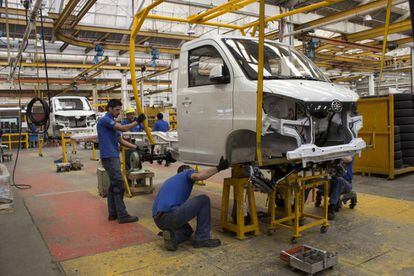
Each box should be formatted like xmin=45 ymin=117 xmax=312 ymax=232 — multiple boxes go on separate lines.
xmin=97 ymin=99 xmax=146 ymax=224
xmin=28 ymin=123 xmax=38 ymax=148
xmin=323 ymin=156 xmax=355 ymax=220
xmin=153 ymin=113 xmax=169 ymax=132
xmin=121 ymin=107 xmax=143 ymax=132
xmin=152 ymin=157 xmax=230 ymax=251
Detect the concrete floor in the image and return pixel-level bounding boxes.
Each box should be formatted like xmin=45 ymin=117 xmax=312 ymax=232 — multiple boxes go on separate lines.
xmin=1 ymin=146 xmax=414 ymax=275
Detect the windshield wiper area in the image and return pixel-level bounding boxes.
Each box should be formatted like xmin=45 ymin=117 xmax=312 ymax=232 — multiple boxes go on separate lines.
xmin=263 ymin=76 xmax=289 ymax=80
xmin=288 ymin=76 xmax=323 ymax=81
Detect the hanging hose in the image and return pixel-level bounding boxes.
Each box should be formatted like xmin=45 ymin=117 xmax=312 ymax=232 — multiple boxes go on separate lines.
xmin=26 ymin=97 xmax=50 ymax=126
xmin=12 ymin=58 xmax=31 ymax=189
xmin=39 ymin=10 xmax=51 ymax=107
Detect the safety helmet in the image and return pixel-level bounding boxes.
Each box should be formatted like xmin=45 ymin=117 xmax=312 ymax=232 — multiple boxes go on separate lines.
xmin=125 ymin=107 xmax=136 ymax=114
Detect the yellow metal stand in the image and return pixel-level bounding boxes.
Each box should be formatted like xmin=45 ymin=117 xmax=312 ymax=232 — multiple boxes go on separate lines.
xmin=1 ymin=133 xmax=29 ymax=149
xmin=38 ymin=134 xmax=43 ymax=157
xmin=220 ymin=165 xmax=260 ymax=240
xmin=267 ymin=172 xmax=329 ymax=243
xmin=120 ymin=147 xmax=133 ymax=198
xmin=91 ymin=143 xmax=99 ymax=161
xmin=61 ymin=132 xmax=69 ymax=163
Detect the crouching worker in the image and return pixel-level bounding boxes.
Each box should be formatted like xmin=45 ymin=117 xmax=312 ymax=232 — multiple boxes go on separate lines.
xmin=317 ymin=156 xmax=355 ymax=220
xmin=152 ymin=157 xmax=230 ymax=251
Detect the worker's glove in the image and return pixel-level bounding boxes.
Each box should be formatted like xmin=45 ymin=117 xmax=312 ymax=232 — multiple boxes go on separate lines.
xmin=134 ymin=113 xmax=146 ymax=124
xmin=216 ymin=156 xmax=230 ymax=172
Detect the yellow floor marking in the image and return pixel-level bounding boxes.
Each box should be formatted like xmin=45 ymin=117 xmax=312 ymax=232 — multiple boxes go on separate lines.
xmin=355 ymin=193 xmax=414 ymax=224
xmin=61 ymin=241 xmax=223 ymax=276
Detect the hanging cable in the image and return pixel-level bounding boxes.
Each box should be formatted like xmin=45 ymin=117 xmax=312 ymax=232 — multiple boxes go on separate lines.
xmin=12 ymin=57 xmax=31 ymax=189
xmin=40 ymin=9 xmax=51 ymax=107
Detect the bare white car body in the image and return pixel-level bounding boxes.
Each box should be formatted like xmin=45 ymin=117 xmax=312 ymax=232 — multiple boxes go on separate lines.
xmin=49 ymin=96 xmax=96 ymax=137
xmin=173 ymin=35 xmax=365 ymax=166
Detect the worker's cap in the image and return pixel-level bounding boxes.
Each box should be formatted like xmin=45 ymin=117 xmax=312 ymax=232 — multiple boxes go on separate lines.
xmin=125 ymin=107 xmax=136 ymax=114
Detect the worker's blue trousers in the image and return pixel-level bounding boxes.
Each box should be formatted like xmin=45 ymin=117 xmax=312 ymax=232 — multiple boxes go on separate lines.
xmin=154 ymin=194 xmax=211 ymax=242
xmin=101 ymin=157 xmax=129 ymax=219
xmin=329 ymin=177 xmax=352 ymax=206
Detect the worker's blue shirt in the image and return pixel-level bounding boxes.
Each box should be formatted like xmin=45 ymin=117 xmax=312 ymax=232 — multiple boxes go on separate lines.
xmin=152 ymin=169 xmax=195 ymax=216
xmin=97 ymin=112 xmax=121 ymax=158
xmin=343 ymin=160 xmax=354 ymax=183
xmin=153 ymin=120 xmax=169 ymax=132
xmin=121 ymin=118 xmax=142 ymax=132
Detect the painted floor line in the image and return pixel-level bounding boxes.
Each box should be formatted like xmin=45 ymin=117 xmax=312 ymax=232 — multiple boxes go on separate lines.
xmin=34 ymin=189 xmax=87 ymax=197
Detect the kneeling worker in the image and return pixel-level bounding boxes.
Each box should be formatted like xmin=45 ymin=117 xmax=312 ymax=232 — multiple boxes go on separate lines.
xmin=98 ymin=99 xmax=146 ymax=223
xmin=152 ymin=157 xmax=230 ymax=251
xmin=327 ymin=156 xmax=355 ymax=220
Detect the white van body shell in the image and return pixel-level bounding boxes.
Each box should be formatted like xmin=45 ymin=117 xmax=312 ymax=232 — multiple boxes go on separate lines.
xmin=172 ymin=35 xmax=365 ymax=166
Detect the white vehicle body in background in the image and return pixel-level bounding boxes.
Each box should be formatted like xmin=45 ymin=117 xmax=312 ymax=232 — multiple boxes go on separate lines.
xmin=171 ymin=35 xmax=365 ymax=166
xmin=49 ymin=96 xmax=96 ymax=137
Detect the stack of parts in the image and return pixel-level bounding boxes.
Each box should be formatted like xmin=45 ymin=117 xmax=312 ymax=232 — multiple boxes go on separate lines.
xmin=394 ymin=93 xmax=414 ymax=167
xmin=0 ymin=164 xmax=13 ymax=213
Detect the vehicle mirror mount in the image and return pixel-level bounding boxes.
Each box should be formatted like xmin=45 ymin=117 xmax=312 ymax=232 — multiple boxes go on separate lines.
xmin=209 ymin=64 xmax=228 ymax=83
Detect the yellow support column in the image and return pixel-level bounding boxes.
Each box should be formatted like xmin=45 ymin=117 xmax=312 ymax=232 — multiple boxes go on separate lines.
xmin=38 ymin=134 xmax=43 ymax=157
xmin=70 ymin=139 xmax=76 ymax=155
xmin=120 ymin=147 xmax=133 ymax=198
xmin=61 ymin=132 xmax=68 ymax=163
xmin=220 ymin=165 xmax=261 ymax=240
xmin=91 ymin=143 xmax=99 ymax=161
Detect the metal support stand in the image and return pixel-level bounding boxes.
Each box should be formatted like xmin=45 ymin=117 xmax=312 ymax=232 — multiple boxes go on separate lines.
xmin=38 ymin=134 xmax=43 ymax=157
xmin=91 ymin=143 xmax=99 ymax=161
xmin=267 ymin=172 xmax=329 ymax=244
xmin=61 ymin=131 xmax=69 ymax=163
xmin=220 ymin=165 xmax=260 ymax=240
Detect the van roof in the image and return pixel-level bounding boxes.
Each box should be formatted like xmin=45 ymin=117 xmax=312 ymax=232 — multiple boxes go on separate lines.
xmin=51 ymin=96 xmax=87 ymax=99
xmin=182 ymin=35 xmax=288 ymax=49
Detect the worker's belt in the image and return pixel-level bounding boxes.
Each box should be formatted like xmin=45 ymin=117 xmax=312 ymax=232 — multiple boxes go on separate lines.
xmin=153 ymin=212 xmax=165 ymax=220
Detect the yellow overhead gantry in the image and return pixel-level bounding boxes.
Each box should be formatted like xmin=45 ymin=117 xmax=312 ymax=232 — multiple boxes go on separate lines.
xmin=128 ymin=0 xmax=342 ymax=161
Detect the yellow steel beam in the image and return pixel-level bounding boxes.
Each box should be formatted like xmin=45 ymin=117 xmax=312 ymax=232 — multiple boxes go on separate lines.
xmin=0 ymin=14 xmax=196 ymax=41
xmin=130 ymin=1 xmax=165 ymax=145
xmin=256 ymin=0 xmax=265 ymax=166
xmin=85 ymin=33 xmax=110 ymax=54
xmin=0 ymin=61 xmax=168 ymax=71
xmin=55 ymin=32 xmax=180 ymax=54
xmin=331 ymin=75 xmax=364 ymax=83
xmin=243 ymin=0 xmax=343 ymax=32
xmin=316 ymin=20 xmax=412 ymax=52
xmin=69 ymin=0 xmax=98 ymax=28
xmin=316 ymin=53 xmax=380 ymax=64
xmin=86 ymin=69 xmax=104 ymax=80
xmin=187 ymin=0 xmax=256 ymax=24
xmin=75 ymin=57 xmax=109 ymax=80
xmin=379 ymin=0 xmax=393 ymax=81
xmin=54 ymin=0 xmax=81 ymax=31
xmin=294 ymin=0 xmax=391 ymax=35
xmin=347 ymin=19 xmax=411 ymax=41
xmin=301 ymin=34 xmax=382 ymax=52
xmin=146 ymin=14 xmax=243 ymax=30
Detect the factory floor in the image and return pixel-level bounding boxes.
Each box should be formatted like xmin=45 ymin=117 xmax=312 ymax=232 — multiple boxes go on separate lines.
xmin=1 ymin=147 xmax=414 ymax=275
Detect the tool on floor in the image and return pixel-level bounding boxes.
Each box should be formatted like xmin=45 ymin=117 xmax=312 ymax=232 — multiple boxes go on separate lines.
xmin=56 ymin=159 xmax=83 ymax=173
xmin=280 ymin=245 xmax=338 ymax=275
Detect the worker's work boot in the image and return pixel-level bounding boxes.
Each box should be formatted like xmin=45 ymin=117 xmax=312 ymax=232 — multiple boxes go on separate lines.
xmin=118 ymin=215 xmax=139 ymax=224
xmin=193 ymin=238 xmax=221 ymax=248
xmin=163 ymin=230 xmax=178 ymax=251
xmin=328 ymin=205 xmax=336 ymax=220
xmin=108 ymin=215 xmax=117 ymax=221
